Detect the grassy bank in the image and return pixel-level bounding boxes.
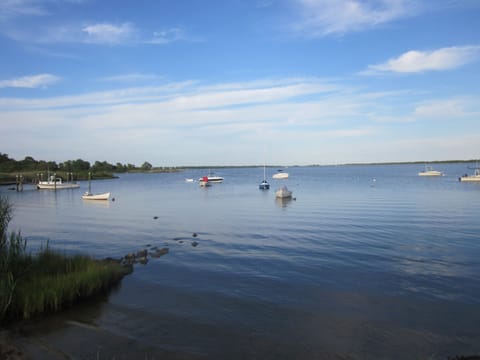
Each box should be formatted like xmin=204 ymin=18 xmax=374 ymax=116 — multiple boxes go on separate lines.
xmin=0 ymin=196 xmax=129 ymax=323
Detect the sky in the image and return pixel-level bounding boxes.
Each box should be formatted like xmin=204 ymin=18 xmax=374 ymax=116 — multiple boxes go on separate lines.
xmin=0 ymin=0 xmax=479 ymax=166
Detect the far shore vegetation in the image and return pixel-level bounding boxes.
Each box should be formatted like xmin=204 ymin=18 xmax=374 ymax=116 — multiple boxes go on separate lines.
xmin=0 ymin=196 xmax=130 ymax=324
xmin=0 ymin=153 xmax=179 ymax=185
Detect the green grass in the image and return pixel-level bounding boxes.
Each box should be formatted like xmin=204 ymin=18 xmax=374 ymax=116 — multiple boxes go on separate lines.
xmin=0 ymin=196 xmax=129 ymax=323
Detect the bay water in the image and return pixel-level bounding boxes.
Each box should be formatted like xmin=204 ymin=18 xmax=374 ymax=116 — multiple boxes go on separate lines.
xmin=3 ymin=163 xmax=480 ymax=359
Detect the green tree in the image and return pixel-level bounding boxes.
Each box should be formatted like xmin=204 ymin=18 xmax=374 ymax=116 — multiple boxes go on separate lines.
xmin=141 ymin=161 xmax=152 ymax=171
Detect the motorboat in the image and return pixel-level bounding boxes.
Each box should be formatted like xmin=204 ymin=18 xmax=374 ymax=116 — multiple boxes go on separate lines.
xmin=37 ymin=176 xmax=80 ymax=190
xmin=81 ymin=172 xmax=110 ymax=200
xmin=275 ymin=186 xmax=292 ymax=199
xmin=459 ymin=168 xmax=480 ymax=182
xmin=272 ymin=170 xmax=289 ymax=179
xmin=199 ymin=171 xmax=223 ymax=183
xmin=418 ymin=165 xmax=443 ymax=176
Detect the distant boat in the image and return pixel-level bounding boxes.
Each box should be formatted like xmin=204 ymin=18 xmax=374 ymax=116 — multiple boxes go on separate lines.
xmin=199 ymin=170 xmax=223 ymax=183
xmin=275 ymin=186 xmax=292 ymax=199
xmin=259 ymin=164 xmax=269 ymax=190
xmin=199 ymin=176 xmax=211 ymax=187
xmin=82 ymin=172 xmax=110 ymax=200
xmin=185 ymin=178 xmax=194 ymax=182
xmin=272 ymin=170 xmax=289 ymax=179
xmin=459 ymin=168 xmax=480 ymax=182
xmin=37 ymin=175 xmax=80 ymax=190
xmin=418 ymin=165 xmax=443 ymax=177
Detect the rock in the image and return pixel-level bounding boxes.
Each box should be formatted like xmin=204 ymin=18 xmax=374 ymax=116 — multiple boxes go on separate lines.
xmin=151 ymin=247 xmax=169 ymax=258
xmin=192 ymin=233 xmax=198 ymax=237
xmin=191 ymin=241 xmax=198 ymax=247
xmin=136 ymin=249 xmax=148 ymax=258
xmin=153 ymin=216 xmax=158 ymax=219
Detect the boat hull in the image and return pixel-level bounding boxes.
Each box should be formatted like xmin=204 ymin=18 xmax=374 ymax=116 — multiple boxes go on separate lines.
xmin=275 ymin=187 xmax=292 ymax=198
xmin=272 ymin=173 xmax=289 ymax=179
xmin=459 ymin=176 xmax=480 ymax=182
xmin=418 ymin=171 xmax=443 ymax=176
xmin=37 ymin=183 xmax=80 ymax=190
xmin=82 ymin=192 xmax=110 ymax=200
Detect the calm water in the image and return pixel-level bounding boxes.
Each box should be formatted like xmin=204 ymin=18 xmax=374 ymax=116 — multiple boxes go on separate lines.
xmin=3 ymin=164 xmax=480 ymax=359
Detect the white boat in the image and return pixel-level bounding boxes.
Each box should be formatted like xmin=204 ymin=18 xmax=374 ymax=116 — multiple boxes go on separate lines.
xmin=275 ymin=186 xmax=292 ymax=199
xmin=37 ymin=176 xmax=80 ymax=190
xmin=198 ymin=171 xmax=223 ymax=183
xmin=272 ymin=170 xmax=289 ymax=179
xmin=459 ymin=168 xmax=480 ymax=182
xmin=418 ymin=165 xmax=443 ymax=176
xmin=82 ymin=192 xmax=111 ymax=200
xmin=81 ymin=172 xmax=110 ymax=200
xmin=185 ymin=178 xmax=194 ymax=182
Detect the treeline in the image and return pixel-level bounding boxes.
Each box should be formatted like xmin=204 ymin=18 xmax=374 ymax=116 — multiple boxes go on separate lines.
xmin=0 ymin=153 xmax=154 ymax=174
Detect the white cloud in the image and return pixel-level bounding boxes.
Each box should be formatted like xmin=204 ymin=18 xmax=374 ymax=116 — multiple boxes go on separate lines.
xmin=365 ymin=46 xmax=480 ymax=74
xmin=149 ymin=27 xmax=186 ymax=44
xmin=0 ymin=73 xmax=60 ymax=88
xmin=292 ymin=0 xmax=418 ymax=36
xmin=100 ymin=73 xmax=164 ymax=83
xmin=82 ymin=22 xmax=136 ymax=44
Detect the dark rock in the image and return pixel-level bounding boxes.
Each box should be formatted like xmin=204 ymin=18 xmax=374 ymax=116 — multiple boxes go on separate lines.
xmin=153 ymin=216 xmax=158 ymax=219
xmin=136 ymin=249 xmax=148 ymax=258
xmin=151 ymin=247 xmax=169 ymax=258
xmin=192 ymin=233 xmax=198 ymax=237
xmin=191 ymin=241 xmax=198 ymax=247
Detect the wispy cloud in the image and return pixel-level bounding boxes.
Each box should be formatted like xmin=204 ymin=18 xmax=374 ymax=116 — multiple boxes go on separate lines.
xmin=148 ymin=27 xmax=189 ymax=44
xmin=100 ymin=73 xmax=164 ymax=83
xmin=82 ymin=22 xmax=137 ymax=44
xmin=364 ymin=46 xmax=480 ymax=74
xmin=0 ymin=73 xmax=60 ymax=88
xmin=291 ymin=0 xmax=419 ymax=37
xmin=0 ymin=0 xmax=49 ymax=19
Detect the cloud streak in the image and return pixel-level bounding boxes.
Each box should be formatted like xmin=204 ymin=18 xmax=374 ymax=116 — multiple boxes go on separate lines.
xmin=0 ymin=73 xmax=61 ymax=88
xmin=365 ymin=46 xmax=480 ymax=74
xmin=292 ymin=0 xmax=419 ymax=36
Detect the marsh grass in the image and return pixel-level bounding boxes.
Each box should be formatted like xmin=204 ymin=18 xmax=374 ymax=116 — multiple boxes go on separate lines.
xmin=0 ymin=196 xmax=127 ymax=323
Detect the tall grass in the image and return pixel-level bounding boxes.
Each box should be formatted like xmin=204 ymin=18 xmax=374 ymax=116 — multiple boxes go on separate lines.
xmin=0 ymin=196 xmax=127 ymax=323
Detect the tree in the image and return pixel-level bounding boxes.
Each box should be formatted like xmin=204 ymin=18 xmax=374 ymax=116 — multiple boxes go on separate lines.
xmin=141 ymin=161 xmax=152 ymax=171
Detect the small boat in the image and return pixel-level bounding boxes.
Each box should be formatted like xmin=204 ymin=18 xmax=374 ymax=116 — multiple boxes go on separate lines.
xmin=82 ymin=192 xmax=111 ymax=200
xmin=418 ymin=165 xmax=443 ymax=176
xmin=459 ymin=168 xmax=480 ymax=182
xmin=259 ymin=164 xmax=270 ymax=190
xmin=37 ymin=175 xmax=80 ymax=190
xmin=81 ymin=172 xmax=110 ymax=200
xmin=199 ymin=176 xmax=211 ymax=187
xmin=275 ymin=186 xmax=292 ymax=199
xmin=272 ymin=170 xmax=289 ymax=179
xmin=199 ymin=170 xmax=223 ymax=183
xmin=185 ymin=178 xmax=194 ymax=183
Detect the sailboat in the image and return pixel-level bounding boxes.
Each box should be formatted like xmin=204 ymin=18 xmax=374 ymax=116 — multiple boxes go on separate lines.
xmin=82 ymin=172 xmax=110 ymax=200
xmin=259 ymin=164 xmax=270 ymax=190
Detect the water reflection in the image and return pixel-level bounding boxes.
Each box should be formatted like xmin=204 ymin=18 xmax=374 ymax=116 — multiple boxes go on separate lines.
xmin=275 ymin=197 xmax=292 ymax=208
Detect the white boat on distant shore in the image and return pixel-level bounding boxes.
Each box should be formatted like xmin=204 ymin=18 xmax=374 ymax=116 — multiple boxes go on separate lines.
xmin=37 ymin=176 xmax=80 ymax=190
xmin=272 ymin=170 xmax=289 ymax=179
xmin=459 ymin=168 xmax=480 ymax=182
xmin=275 ymin=186 xmax=292 ymax=199
xmin=418 ymin=165 xmax=443 ymax=177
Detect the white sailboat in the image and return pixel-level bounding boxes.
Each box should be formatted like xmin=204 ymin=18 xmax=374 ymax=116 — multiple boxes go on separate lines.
xmin=82 ymin=172 xmax=110 ymax=200
xmin=259 ymin=164 xmax=270 ymax=190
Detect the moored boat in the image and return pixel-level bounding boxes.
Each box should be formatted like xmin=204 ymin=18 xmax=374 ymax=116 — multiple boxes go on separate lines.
xmin=275 ymin=186 xmax=292 ymax=199
xmin=82 ymin=192 xmax=111 ymax=200
xmin=37 ymin=176 xmax=80 ymax=190
xmin=199 ymin=176 xmax=211 ymax=187
xmin=272 ymin=170 xmax=289 ymax=179
xmin=418 ymin=165 xmax=443 ymax=176
xmin=459 ymin=168 xmax=480 ymax=182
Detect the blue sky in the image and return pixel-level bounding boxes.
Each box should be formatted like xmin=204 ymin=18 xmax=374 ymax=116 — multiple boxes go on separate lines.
xmin=0 ymin=0 xmax=479 ymax=166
